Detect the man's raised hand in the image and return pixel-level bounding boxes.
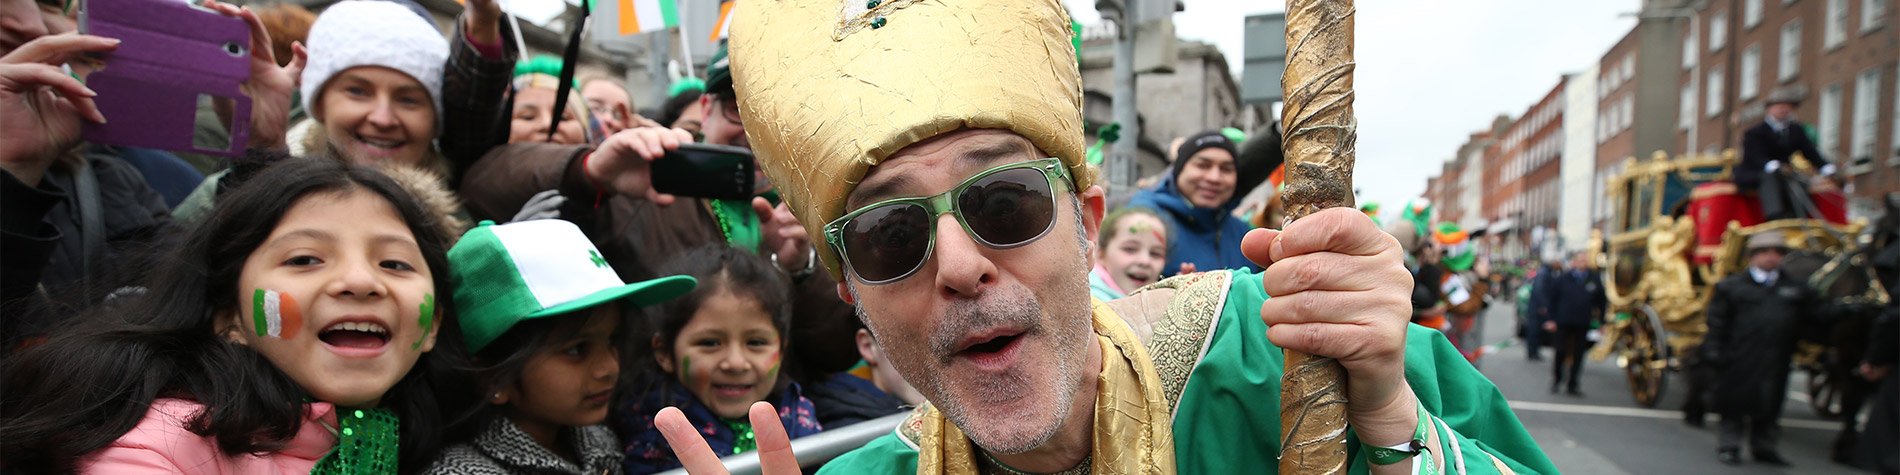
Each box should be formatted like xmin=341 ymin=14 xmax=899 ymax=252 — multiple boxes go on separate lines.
xmin=657 ymin=401 xmax=803 ymax=475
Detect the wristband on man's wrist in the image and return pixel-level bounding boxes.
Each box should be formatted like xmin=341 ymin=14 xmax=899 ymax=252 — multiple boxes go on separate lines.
xmin=1363 ymin=399 xmax=1435 ymax=474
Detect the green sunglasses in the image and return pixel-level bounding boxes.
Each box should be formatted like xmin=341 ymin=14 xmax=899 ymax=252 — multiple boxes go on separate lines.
xmin=824 ymin=158 xmax=1075 ymax=284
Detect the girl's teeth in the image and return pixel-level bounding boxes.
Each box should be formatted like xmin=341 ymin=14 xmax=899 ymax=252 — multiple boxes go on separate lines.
xmin=327 ymin=322 xmax=388 ymax=334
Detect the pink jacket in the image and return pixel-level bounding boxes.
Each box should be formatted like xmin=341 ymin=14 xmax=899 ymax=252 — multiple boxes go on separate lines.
xmin=79 ymin=398 xmax=338 ymax=474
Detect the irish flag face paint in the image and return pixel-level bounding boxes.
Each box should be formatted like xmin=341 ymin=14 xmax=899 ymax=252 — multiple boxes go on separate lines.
xmin=251 ymin=289 xmax=302 ymax=339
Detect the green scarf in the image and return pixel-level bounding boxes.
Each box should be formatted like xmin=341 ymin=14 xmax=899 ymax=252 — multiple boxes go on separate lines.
xmin=310 ymin=407 xmax=399 ymax=475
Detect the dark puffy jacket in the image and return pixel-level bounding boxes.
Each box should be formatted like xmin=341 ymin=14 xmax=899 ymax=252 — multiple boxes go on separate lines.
xmin=2 ymin=150 xmax=173 ymax=349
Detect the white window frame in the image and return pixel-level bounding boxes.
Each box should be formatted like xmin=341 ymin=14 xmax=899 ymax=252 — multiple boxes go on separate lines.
xmin=1819 ymin=84 xmax=1844 ymax=165
xmin=1707 ymin=66 xmax=1726 ymax=118
xmin=1683 ymin=33 xmax=1698 ymax=70
xmin=1850 ymin=69 xmax=1880 ymax=173
xmin=1827 ymin=0 xmax=1849 ymax=49
xmin=1681 ymin=83 xmax=1698 ymax=130
xmin=1746 ymin=0 xmax=1764 ymax=28
xmin=1779 ymin=20 xmax=1802 ymax=82
xmin=1864 ymin=0 xmax=1888 ymax=33
xmin=1740 ymin=46 xmax=1761 ymax=100
xmin=1892 ymin=62 xmax=1900 ymax=165
xmin=1622 ymin=56 xmax=1636 ymax=82
xmin=1622 ymin=95 xmax=1635 ymax=130
xmin=1710 ymin=11 xmax=1729 ymax=51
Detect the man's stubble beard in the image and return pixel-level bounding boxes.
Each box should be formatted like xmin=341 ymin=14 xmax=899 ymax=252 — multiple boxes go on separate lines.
xmin=851 ymin=198 xmax=1097 ymax=454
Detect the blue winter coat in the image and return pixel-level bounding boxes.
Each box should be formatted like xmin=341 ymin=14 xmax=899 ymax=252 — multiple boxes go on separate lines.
xmin=1125 ymin=175 xmax=1261 ymax=277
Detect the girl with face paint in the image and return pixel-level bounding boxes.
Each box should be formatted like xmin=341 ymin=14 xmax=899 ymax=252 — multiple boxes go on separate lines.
xmin=0 ymin=159 xmax=472 ymax=473
xmin=617 ymin=245 xmax=824 ymax=473
xmin=1090 ymin=207 xmax=1171 ymax=301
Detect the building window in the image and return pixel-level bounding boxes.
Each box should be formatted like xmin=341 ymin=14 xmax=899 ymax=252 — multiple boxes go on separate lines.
xmin=1746 ymin=0 xmax=1764 ymax=28
xmin=1865 ymin=0 xmax=1888 ymax=33
xmin=1850 ymin=69 xmax=1880 ymax=172
xmin=1621 ymin=95 xmax=1635 ymax=130
xmin=1819 ymin=83 xmax=1843 ymax=163
xmin=1779 ymin=20 xmax=1802 ymax=81
xmin=1706 ymin=66 xmax=1726 ymax=118
xmin=1827 ymin=0 xmax=1849 ymax=49
xmin=1683 ymin=33 xmax=1698 ymax=70
xmin=1622 ymin=55 xmax=1636 ymax=82
xmin=1893 ymin=62 xmax=1900 ymax=165
xmin=1740 ymin=46 xmax=1761 ymax=100
xmin=1710 ymin=11 xmax=1729 ymax=51
xmin=1681 ymin=83 xmax=1698 ymax=130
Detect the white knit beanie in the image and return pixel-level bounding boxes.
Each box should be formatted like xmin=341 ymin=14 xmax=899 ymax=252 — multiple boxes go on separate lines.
xmin=300 ymin=0 xmax=449 ymax=119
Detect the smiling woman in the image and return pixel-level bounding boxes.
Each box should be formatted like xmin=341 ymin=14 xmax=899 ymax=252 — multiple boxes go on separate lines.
xmin=297 ymin=0 xmax=447 ymax=172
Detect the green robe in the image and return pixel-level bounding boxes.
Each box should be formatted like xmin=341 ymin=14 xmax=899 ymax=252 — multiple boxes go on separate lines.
xmin=819 ymin=269 xmax=1556 ymax=474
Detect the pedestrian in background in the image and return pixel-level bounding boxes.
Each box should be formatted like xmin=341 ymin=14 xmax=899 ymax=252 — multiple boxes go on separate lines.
xmin=1539 ymin=251 xmax=1605 ymax=396
xmin=1702 ymin=230 xmax=1818 ymax=466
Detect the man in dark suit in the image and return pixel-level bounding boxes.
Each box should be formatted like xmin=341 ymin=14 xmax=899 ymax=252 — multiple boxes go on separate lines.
xmin=1738 ymin=90 xmax=1835 ymax=220
xmin=1539 ymin=252 xmax=1607 ymax=396
xmin=1703 ymin=230 xmax=1822 ymax=466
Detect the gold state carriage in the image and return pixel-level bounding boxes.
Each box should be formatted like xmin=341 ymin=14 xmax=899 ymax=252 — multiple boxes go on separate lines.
xmin=1588 ymin=150 xmax=1889 ymax=408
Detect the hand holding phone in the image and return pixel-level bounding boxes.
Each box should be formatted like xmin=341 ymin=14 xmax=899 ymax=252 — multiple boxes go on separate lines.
xmin=0 ymin=35 xmax=117 ymax=185
xmin=586 ymin=127 xmax=759 ymax=203
xmin=79 ymin=0 xmax=292 ymax=155
xmin=586 ymin=127 xmax=696 ymax=205
xmin=198 ymin=0 xmax=305 ymax=150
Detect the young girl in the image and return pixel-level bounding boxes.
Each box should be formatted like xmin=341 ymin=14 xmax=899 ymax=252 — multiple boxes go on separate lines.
xmin=426 ymin=220 xmax=695 ymax=474
xmin=0 ymin=158 xmax=468 ymax=473
xmin=1090 ymin=207 xmax=1170 ymax=300
xmin=618 ymin=245 xmax=823 ymax=474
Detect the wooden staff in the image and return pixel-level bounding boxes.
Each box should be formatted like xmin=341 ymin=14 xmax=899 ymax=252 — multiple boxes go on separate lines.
xmin=1277 ymin=0 xmax=1355 ymax=473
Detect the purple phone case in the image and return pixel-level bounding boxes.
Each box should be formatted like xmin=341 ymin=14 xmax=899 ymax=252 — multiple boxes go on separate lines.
xmin=80 ymin=0 xmax=251 ymax=157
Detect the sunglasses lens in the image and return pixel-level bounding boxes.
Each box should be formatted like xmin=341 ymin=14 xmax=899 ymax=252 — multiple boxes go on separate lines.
xmin=841 ymin=203 xmax=933 ymax=282
xmin=958 ymin=167 xmax=1057 ymax=248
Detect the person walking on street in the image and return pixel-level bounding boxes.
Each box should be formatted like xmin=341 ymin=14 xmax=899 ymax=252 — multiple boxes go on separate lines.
xmin=1540 ymin=252 xmax=1605 ymax=396
xmin=1703 ymin=230 xmax=1821 ymax=466
xmin=1522 ymin=260 xmax=1558 ymax=361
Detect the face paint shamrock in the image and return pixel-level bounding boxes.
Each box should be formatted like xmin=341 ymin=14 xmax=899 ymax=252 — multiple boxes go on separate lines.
xmin=413 ymin=293 xmax=435 ymax=350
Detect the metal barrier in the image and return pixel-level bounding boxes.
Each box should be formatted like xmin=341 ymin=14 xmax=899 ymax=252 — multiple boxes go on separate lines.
xmin=652 ymin=412 xmax=907 ymax=475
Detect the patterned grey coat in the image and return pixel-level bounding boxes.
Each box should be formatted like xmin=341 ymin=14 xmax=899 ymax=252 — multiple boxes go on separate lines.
xmin=424 ymin=418 xmax=623 ymax=475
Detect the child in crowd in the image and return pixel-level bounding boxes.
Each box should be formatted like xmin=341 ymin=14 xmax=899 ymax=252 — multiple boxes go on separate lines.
xmin=427 ymin=220 xmax=694 ymax=474
xmin=617 ymin=246 xmax=823 ymax=474
xmin=1090 ymin=207 xmax=1170 ymax=300
xmin=0 ymin=158 xmax=468 ymax=473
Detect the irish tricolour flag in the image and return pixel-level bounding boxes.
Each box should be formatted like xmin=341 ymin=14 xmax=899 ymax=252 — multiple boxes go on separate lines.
xmin=252 ymin=289 xmax=303 ymax=339
xmin=618 ymin=0 xmax=678 ymax=36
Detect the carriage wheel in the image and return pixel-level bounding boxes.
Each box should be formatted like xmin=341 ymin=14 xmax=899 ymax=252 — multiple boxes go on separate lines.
xmin=1807 ymin=364 xmax=1843 ymax=419
xmin=1620 ymin=306 xmax=1670 ymax=407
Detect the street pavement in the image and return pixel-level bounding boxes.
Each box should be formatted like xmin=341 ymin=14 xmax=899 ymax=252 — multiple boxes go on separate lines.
xmin=1470 ymin=301 xmax=1870 ymax=474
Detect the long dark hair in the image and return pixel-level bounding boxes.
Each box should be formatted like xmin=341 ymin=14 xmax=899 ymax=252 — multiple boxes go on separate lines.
xmin=625 ymin=246 xmax=792 ymax=403
xmin=0 ymin=158 xmax=469 ymax=474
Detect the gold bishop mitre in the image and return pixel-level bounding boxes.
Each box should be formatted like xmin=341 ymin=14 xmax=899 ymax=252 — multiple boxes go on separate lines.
xmin=729 ymin=0 xmax=1091 ymax=279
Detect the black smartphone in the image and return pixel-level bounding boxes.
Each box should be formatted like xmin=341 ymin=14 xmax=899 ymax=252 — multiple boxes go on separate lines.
xmin=652 ymin=143 xmax=757 ymax=201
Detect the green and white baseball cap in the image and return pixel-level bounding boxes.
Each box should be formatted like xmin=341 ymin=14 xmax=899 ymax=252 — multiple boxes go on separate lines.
xmin=452 ymin=220 xmax=696 ymax=352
